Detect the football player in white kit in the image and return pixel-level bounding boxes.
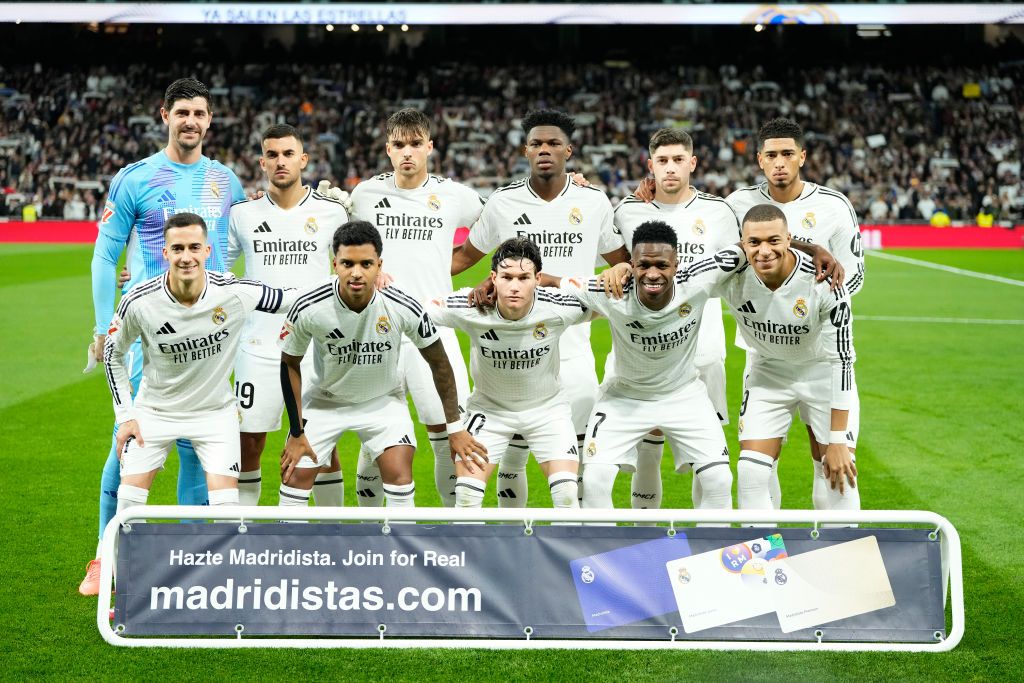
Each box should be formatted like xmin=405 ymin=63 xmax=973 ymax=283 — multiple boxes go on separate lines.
xmin=726 ymin=118 xmax=864 ymax=509
xmin=613 ymin=128 xmax=739 ymax=512
xmin=227 ymin=124 xmax=348 ymax=506
xmin=104 ymin=213 xmax=296 ymax=513
xmin=278 ymin=221 xmax=486 ymax=509
xmin=454 ymin=109 xmax=629 ymax=507
xmin=555 ymin=221 xmax=744 ymax=516
xmin=348 ymin=109 xmax=481 ymax=507
xmin=427 ymin=238 xmax=591 ymax=510
xmin=721 ymin=204 xmax=858 ymax=512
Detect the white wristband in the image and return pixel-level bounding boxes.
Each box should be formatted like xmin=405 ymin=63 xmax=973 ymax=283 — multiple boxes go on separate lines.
xmin=446 ymin=421 xmax=466 ymax=434
xmin=829 ymin=430 xmax=848 ymax=444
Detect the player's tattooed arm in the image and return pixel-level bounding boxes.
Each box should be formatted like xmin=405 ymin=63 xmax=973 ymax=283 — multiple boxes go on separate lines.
xmin=466 ymin=276 xmax=496 ymax=313
xmin=419 ymin=340 xmax=488 ymax=473
xmin=790 ymin=241 xmax=845 ymax=290
xmin=279 ymin=353 xmax=316 ymax=484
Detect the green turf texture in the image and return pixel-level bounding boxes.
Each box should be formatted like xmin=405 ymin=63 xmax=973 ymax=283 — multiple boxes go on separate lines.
xmin=1 ymin=246 xmax=1021 ymax=681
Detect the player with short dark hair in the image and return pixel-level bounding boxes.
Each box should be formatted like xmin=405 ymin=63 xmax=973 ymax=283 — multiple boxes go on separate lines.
xmin=81 ymin=77 xmax=246 ymax=595
xmin=277 ymin=221 xmax=484 ymax=509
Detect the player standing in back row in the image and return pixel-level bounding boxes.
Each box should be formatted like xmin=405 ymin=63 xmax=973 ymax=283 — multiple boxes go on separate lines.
xmin=227 ymin=123 xmax=348 ymax=507
xmin=726 ymin=118 xmax=864 ymax=510
xmin=348 ymin=109 xmax=481 ymax=507
xmin=81 ymin=78 xmax=246 ymax=595
xmin=455 ymin=109 xmax=629 ymax=506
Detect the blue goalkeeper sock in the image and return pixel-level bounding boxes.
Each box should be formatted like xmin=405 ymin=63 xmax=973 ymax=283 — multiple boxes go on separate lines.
xmin=175 ymin=439 xmax=209 ymax=507
xmin=97 ymin=429 xmax=122 ymax=540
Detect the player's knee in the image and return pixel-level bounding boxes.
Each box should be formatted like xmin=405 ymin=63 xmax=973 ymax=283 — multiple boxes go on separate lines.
xmin=547 ymin=472 xmax=579 ymax=509
xmin=454 ymin=477 xmax=485 ymax=508
xmin=696 ymin=462 xmax=733 ymax=498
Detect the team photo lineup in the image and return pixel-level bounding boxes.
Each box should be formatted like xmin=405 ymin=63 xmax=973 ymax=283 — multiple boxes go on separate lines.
xmin=77 ymin=74 xmax=865 ymax=597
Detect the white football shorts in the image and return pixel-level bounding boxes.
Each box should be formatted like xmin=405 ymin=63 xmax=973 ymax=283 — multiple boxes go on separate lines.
xmin=120 ymin=404 xmax=240 ymax=478
xmin=300 ymin=393 xmax=415 ymax=469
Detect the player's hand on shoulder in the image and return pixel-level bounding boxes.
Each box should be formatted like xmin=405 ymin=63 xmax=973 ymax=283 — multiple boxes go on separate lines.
xmin=280 ymin=433 xmax=316 ymax=484
xmin=633 ymin=177 xmax=656 ymax=203
xmin=466 ymin=277 xmax=496 ymax=313
xmin=115 ymin=420 xmax=144 ymax=461
xmin=821 ymin=443 xmax=857 ymax=494
xmin=316 ymin=180 xmax=353 ymax=211
xmin=569 ymin=172 xmax=591 ymax=187
xmin=597 ymin=262 xmax=632 ymax=299
xmin=810 ymin=245 xmax=845 ymax=290
xmin=375 ymin=271 xmax=395 ymax=290
xmin=248 ymin=189 xmax=265 ymax=201
xmin=118 ymin=266 xmax=131 ymax=287
xmin=448 ymin=430 xmax=489 ymax=475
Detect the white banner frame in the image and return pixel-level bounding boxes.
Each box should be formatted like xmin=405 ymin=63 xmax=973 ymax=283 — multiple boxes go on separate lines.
xmin=97 ymin=506 xmax=963 ymax=651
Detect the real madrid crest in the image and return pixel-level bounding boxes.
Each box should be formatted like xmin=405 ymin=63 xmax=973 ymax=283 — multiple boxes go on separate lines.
xmin=533 ymin=322 xmax=548 ymax=339
xmin=210 ymin=180 xmax=221 ymax=199
xmin=586 ymin=441 xmax=597 ymax=457
xmin=802 ymin=212 xmax=816 ymax=229
xmin=793 ymin=297 xmax=808 ymax=318
xmin=304 ymin=217 xmax=319 ymax=235
xmin=737 ymin=418 xmax=744 ymax=434
xmin=692 ymin=219 xmax=706 ymax=236
xmin=568 ymin=207 xmax=582 ymax=225
xmin=677 ymin=567 xmax=692 ymax=584
xmin=679 ymin=302 xmax=692 ymax=318
xmin=427 ymin=194 xmax=441 ymax=212
xmin=212 ymin=307 xmax=227 ymax=325
xmin=376 ymin=316 xmax=391 ymax=334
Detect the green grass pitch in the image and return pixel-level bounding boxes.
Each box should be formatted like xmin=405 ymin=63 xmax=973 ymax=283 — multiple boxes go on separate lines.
xmin=0 ymin=244 xmax=1021 ymax=681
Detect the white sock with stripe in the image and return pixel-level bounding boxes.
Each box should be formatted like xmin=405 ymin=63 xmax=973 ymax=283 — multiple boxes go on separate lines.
xmin=313 ymin=471 xmax=344 ymax=506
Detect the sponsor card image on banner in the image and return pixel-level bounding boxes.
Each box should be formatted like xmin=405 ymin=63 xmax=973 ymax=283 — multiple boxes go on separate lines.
xmin=666 ymin=534 xmax=789 ymax=633
xmin=570 ymin=535 xmax=692 ymax=632
xmin=769 ymin=535 xmax=896 ymax=633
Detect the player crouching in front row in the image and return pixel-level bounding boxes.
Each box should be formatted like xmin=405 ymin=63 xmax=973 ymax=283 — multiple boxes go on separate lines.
xmin=427 ymin=237 xmax=591 ymax=510
xmin=104 ymin=213 xmax=296 ymax=515
xmin=277 ymin=221 xmax=486 ymax=508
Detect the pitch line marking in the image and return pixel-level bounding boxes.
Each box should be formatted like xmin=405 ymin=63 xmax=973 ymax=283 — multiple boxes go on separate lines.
xmin=857 ymin=315 xmax=1024 ymax=326
xmin=868 ymin=251 xmax=1024 ymax=287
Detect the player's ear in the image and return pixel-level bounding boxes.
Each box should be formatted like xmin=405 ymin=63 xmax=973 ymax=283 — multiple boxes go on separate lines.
xmin=300 ymin=152 xmax=309 ymax=170
xmin=798 ymin=149 xmax=806 ymax=167
xmin=160 ymin=107 xmax=169 ymax=126
xmin=689 ymin=154 xmax=697 ymax=171
xmin=565 ymin=143 xmax=573 ymax=159
xmin=426 ymin=139 xmax=434 ymax=155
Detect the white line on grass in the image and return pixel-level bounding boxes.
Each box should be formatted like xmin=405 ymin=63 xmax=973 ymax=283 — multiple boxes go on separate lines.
xmin=869 ymin=251 xmax=1024 ymax=287
xmin=857 ymin=315 xmax=1024 ymax=325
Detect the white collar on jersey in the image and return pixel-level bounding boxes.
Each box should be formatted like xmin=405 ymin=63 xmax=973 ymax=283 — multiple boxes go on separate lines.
xmin=525 ymin=174 xmax=571 ymax=202
xmin=162 ymin=272 xmax=209 ymax=306
xmin=333 ymin=277 xmax=378 ymax=312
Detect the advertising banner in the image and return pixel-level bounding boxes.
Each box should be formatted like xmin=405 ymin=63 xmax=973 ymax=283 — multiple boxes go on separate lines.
xmin=115 ymin=524 xmax=944 ymax=642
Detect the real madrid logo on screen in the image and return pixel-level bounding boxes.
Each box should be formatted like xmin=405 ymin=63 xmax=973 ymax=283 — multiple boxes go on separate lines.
xmin=692 ymin=218 xmax=706 ymax=236
xmin=677 ymin=567 xmax=692 ymax=585
xmin=210 ymin=180 xmax=221 ymax=199
xmin=533 ymin=322 xmax=548 ymax=339
xmin=568 ymin=207 xmax=582 ymax=225
xmin=304 ymin=217 xmax=319 ymax=235
xmin=212 ymin=307 xmax=227 ymax=325
xmin=679 ymin=302 xmax=692 ymax=318
xmin=427 ymin=194 xmax=441 ymax=212
xmin=802 ymin=212 xmax=816 ymax=229
xmin=376 ymin=316 xmax=391 ymax=334
xmin=793 ymin=297 xmax=808 ymax=318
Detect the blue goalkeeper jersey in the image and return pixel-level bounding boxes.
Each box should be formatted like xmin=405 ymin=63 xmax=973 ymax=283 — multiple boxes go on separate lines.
xmin=91 ymin=149 xmax=245 ymax=333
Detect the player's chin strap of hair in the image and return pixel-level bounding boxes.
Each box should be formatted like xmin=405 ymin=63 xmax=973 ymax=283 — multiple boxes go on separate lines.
xmin=280 ymin=361 xmax=305 ymax=438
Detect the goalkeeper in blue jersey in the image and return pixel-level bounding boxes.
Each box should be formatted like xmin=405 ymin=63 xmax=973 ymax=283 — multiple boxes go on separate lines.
xmin=80 ymin=78 xmax=245 ymax=596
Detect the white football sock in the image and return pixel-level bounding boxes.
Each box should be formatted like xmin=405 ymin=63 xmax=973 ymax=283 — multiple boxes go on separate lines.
xmin=383 ymin=482 xmax=416 ymax=508
xmin=581 ymin=463 xmax=617 ymax=509
xmin=429 ymin=431 xmax=457 ymax=507
xmin=695 ymin=461 xmax=733 ymax=515
xmin=812 ymin=460 xmax=829 ymax=510
xmin=548 ymin=472 xmax=580 ymax=509
xmin=208 ymin=488 xmax=239 ymax=506
xmin=116 ymin=484 xmax=148 ymax=515
xmin=313 ymin=471 xmax=344 ymax=506
xmin=237 ymin=469 xmax=262 ymax=506
xmin=631 ymin=437 xmax=664 ymax=511
xmin=278 ymin=484 xmax=310 ymax=507
xmin=355 ymin=446 xmax=384 ymax=507
xmin=737 ymin=450 xmax=774 ymax=510
xmin=768 ymin=459 xmax=782 ymax=510
xmin=454 ymin=477 xmax=485 ymax=508
xmin=496 ymin=440 xmax=529 ymax=508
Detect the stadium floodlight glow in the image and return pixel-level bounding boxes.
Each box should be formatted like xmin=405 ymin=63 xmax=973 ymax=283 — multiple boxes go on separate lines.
xmin=754 ymin=23 xmax=764 ymax=32
xmin=325 ymin=23 xmax=333 ymax=32
xmin=376 ymin=24 xmax=384 ymax=32
xmin=96 ymin=505 xmax=964 ymax=652
xmin=350 ymin=23 xmax=359 ymax=32
xmin=401 ymin=24 xmax=409 ymax=32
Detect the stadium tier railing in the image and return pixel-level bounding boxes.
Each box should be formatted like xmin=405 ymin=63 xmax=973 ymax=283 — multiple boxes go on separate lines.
xmin=97 ymin=506 xmax=963 ymax=652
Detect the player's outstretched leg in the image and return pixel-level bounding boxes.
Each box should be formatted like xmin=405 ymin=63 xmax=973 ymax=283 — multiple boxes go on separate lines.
xmin=355 ymin=444 xmax=385 ymax=507
xmin=630 ymin=434 xmax=665 ymax=514
xmin=313 ymin=448 xmax=344 ymax=506
xmin=175 ymin=438 xmax=208 ymax=507
xmin=428 ymin=428 xmax=457 ymax=507
xmin=496 ymin=435 xmax=529 ymax=508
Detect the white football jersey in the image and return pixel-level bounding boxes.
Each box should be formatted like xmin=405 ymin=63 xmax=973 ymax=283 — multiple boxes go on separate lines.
xmin=562 ymin=246 xmax=744 ymax=400
xmin=279 ymin=279 xmax=438 ymax=406
xmin=715 ymin=249 xmax=856 ymax=409
xmin=726 ymin=181 xmax=864 ymax=296
xmin=228 ymin=187 xmax=347 ymax=359
xmin=427 ymin=288 xmax=591 ymax=412
xmin=350 ymin=173 xmax=484 ymax=302
xmin=614 ymin=189 xmax=740 ymax=364
xmin=468 ymin=176 xmax=624 ymax=358
xmin=104 ymin=272 xmax=293 ymax=423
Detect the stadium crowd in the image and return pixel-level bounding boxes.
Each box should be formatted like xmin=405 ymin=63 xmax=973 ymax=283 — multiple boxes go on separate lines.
xmin=1 ymin=60 xmax=1021 ymax=223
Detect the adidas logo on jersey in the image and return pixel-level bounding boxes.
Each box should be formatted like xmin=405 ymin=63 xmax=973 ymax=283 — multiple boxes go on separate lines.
xmin=254 ymin=221 xmax=272 ymax=233
xmin=156 ymin=322 xmax=176 ymax=335
xmin=398 ymin=435 xmax=413 ymax=446
xmin=739 ymin=300 xmax=757 ymax=313
xmin=566 ymin=444 xmax=578 ymax=457
xmin=480 ymin=329 xmax=500 ymax=341
xmin=512 ymin=213 xmax=532 ymax=225
xmin=229 ymin=463 xmax=240 ymax=473
xmin=325 ymin=328 xmax=345 ymax=340
xmin=374 ymin=198 xmax=392 ymax=209
xmin=157 ymin=190 xmax=176 ymax=204
xmin=626 ymin=320 xmax=645 ymax=329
